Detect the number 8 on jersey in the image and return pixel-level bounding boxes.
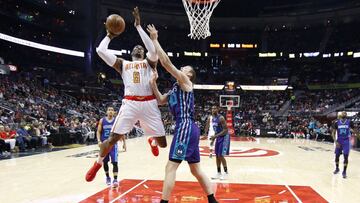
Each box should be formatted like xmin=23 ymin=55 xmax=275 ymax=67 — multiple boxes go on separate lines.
xmin=133 ymin=71 xmax=140 ymax=83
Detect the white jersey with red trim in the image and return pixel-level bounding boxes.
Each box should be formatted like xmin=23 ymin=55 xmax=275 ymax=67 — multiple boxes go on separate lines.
xmin=121 ymin=59 xmax=154 ymax=96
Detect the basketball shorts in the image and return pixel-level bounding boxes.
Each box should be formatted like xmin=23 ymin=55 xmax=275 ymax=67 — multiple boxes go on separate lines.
xmin=215 ymin=133 xmax=230 ymax=156
xmin=335 ymin=139 xmax=351 ymax=155
xmin=111 ymin=99 xmax=165 ymax=137
xmin=169 ymin=121 xmax=200 ymax=164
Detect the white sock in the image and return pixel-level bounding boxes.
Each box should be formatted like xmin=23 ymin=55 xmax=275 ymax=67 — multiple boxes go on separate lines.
xmin=97 ymin=156 xmax=104 ymax=164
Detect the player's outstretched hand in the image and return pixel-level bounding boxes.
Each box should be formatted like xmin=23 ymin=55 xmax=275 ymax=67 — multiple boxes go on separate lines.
xmin=147 ymin=24 xmax=158 ymax=40
xmin=133 ymin=6 xmax=141 ymax=27
xmin=150 ymin=69 xmax=159 ymax=85
xmin=106 ymin=29 xmax=119 ymax=40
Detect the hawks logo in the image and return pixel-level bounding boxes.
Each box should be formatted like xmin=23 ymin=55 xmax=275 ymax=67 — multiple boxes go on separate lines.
xmin=200 ymin=146 xmax=279 ymax=158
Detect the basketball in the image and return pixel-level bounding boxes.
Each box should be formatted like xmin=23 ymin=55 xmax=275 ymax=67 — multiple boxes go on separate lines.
xmin=105 ymin=14 xmax=125 ymax=35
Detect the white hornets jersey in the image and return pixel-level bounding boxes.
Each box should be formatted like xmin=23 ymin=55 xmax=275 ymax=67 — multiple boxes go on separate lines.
xmin=121 ymin=59 xmax=154 ymax=96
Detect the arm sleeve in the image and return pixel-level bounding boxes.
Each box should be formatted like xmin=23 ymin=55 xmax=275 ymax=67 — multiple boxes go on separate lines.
xmin=96 ymin=36 xmax=117 ymax=67
xmin=136 ymin=25 xmax=158 ymax=62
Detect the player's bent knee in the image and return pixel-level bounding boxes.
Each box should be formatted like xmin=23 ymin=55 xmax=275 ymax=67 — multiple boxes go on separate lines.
xmin=109 ymin=133 xmax=123 ymax=145
xmin=159 ymin=142 xmax=167 ymax=148
xmin=156 ymin=136 xmax=167 ymax=148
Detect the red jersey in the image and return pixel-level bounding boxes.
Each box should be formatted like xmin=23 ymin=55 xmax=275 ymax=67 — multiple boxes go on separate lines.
xmin=0 ymin=132 xmax=6 ymax=139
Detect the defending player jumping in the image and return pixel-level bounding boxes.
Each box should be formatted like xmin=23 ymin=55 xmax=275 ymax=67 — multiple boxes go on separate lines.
xmin=147 ymin=24 xmax=218 ymax=203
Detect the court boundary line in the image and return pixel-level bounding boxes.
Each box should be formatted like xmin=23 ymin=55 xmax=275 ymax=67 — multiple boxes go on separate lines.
xmin=285 ymin=184 xmax=302 ymax=203
xmin=109 ymin=179 xmax=148 ymax=203
xmin=81 ymin=178 xmax=327 ymax=203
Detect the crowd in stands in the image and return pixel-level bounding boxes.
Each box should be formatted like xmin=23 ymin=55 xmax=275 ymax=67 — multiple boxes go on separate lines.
xmin=289 ymin=89 xmax=360 ymax=115
xmin=3 ymin=66 xmax=360 ymax=157
xmin=0 ymin=73 xmax=100 ymax=156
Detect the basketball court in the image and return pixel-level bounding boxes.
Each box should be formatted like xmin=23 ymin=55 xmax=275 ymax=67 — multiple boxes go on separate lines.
xmin=1 ymin=136 xmax=359 ymax=203
xmin=1 ymin=0 xmax=360 ymax=203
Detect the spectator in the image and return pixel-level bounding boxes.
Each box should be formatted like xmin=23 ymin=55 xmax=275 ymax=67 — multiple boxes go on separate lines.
xmin=0 ymin=125 xmax=11 ymax=156
xmin=3 ymin=125 xmax=17 ymax=152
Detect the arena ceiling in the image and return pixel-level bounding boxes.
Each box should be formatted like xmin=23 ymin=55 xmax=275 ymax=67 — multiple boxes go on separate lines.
xmin=104 ymin=0 xmax=359 ymax=18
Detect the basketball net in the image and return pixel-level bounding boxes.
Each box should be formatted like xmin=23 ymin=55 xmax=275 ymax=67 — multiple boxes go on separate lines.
xmin=182 ymin=0 xmax=221 ymax=40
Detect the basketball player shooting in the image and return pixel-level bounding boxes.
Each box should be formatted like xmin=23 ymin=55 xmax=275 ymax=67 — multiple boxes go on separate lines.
xmin=147 ymin=24 xmax=218 ymax=203
xmin=85 ymin=7 xmax=167 ymax=182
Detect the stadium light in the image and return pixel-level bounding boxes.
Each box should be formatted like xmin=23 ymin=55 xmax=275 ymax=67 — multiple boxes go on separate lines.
xmin=193 ymin=84 xmax=224 ymax=90
xmin=240 ymin=85 xmax=288 ymax=91
xmin=323 ymin=53 xmax=331 ymax=58
xmin=0 ymin=32 xmax=84 ymax=57
xmin=184 ymin=51 xmax=201 ymax=57
xmin=259 ymin=52 xmax=277 ymax=58
xmin=354 ymin=52 xmax=360 ymax=58
xmin=8 ymin=65 xmax=17 ymax=71
xmin=304 ymin=52 xmax=319 ymax=57
xmin=210 ymin=43 xmax=220 ymax=48
xmin=227 ymin=44 xmax=235 ymax=48
xmin=241 ymin=44 xmax=254 ymax=48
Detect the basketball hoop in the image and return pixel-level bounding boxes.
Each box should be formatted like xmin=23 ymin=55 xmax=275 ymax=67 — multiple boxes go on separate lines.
xmin=182 ymin=0 xmax=221 ymax=40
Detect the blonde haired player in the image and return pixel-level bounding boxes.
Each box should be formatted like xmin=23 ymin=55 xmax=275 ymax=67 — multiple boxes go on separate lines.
xmin=86 ymin=7 xmax=167 ymax=182
xmin=147 ymin=24 xmax=218 ymax=203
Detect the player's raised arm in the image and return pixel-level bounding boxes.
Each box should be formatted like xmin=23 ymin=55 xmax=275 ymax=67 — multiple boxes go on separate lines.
xmin=96 ymin=32 xmax=123 ymax=74
xmin=133 ymin=7 xmax=158 ymax=67
xmin=149 ymin=69 xmax=168 ymax=105
xmin=147 ymin=24 xmax=193 ymax=91
xmin=96 ymin=15 xmax=124 ymax=74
